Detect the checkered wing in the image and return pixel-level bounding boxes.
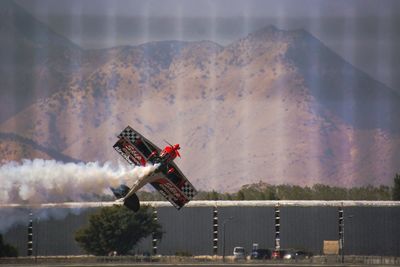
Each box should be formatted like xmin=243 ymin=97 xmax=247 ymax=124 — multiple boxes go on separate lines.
xmin=117 ymin=126 xmax=161 ymax=157
xmin=150 ymin=171 xmax=197 ymax=210
xmin=180 ymin=180 xmax=197 ymax=200
xmin=118 ymin=126 xmax=141 ymax=144
xmin=167 ymin=162 xmax=198 ymax=201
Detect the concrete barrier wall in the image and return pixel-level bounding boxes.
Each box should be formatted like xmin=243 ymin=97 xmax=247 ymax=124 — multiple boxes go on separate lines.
xmin=217 ymin=206 xmax=275 ymax=255
xmin=345 ymin=206 xmax=400 ymax=256
xmin=2 ymin=203 xmax=400 ymax=256
xmin=280 ymin=206 xmax=338 ymax=254
xmin=156 ymin=207 xmax=213 ymax=255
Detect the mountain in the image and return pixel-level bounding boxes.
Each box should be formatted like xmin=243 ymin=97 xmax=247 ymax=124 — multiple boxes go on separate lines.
xmin=0 ymin=0 xmax=122 ymax=160
xmin=0 ymin=0 xmax=85 ymax=123
xmin=1 ymin=13 xmax=400 ymax=191
xmin=0 ymin=132 xmax=79 ymax=162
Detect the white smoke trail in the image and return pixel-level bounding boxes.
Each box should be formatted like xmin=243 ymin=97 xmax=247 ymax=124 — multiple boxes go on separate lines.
xmin=0 ymin=159 xmax=158 ymax=204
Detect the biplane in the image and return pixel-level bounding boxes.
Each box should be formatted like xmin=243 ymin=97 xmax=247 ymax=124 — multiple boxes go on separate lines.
xmin=111 ymin=126 xmax=197 ymax=211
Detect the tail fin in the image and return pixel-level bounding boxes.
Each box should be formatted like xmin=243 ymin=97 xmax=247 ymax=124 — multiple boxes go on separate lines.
xmin=110 ymin=184 xmax=130 ymax=199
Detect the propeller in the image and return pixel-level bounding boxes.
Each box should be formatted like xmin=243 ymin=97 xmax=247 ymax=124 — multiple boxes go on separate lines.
xmin=163 ymin=139 xmax=173 ymax=147
xmin=164 ymin=140 xmax=181 ymax=158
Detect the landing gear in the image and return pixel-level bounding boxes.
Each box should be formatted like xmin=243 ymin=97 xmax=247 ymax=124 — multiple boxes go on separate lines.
xmin=110 ymin=185 xmax=140 ymax=212
xmin=124 ymin=193 xmax=140 ymax=212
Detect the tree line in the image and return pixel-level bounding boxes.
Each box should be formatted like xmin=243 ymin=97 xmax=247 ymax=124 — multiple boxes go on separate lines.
xmin=87 ymin=173 xmax=400 ymax=201
xmin=135 ymin=173 xmax=400 ymax=201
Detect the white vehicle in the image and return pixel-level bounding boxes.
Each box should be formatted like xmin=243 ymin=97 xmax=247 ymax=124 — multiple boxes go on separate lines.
xmin=233 ymin=247 xmax=246 ymax=260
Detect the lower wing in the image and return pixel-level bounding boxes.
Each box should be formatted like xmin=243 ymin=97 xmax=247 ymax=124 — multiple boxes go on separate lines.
xmin=150 ymin=175 xmax=196 ymax=210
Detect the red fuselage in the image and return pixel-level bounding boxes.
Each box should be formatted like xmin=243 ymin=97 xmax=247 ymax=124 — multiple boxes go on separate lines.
xmin=160 ymin=144 xmax=181 ymax=163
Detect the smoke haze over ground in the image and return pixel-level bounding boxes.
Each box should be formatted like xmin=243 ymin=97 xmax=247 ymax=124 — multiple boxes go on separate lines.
xmin=0 ymin=159 xmax=159 ymax=232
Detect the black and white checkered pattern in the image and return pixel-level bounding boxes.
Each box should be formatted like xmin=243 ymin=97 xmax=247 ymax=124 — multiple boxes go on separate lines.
xmin=181 ymin=181 xmax=197 ymax=200
xmin=118 ymin=126 xmax=141 ymax=144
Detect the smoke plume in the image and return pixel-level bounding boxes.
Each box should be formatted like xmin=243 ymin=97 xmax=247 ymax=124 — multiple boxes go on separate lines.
xmin=0 ymin=159 xmax=158 ymax=204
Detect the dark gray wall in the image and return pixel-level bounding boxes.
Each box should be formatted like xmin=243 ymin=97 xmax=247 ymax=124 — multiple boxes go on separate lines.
xmin=280 ymin=207 xmax=338 ymax=254
xmin=2 ymin=205 xmax=400 ymax=257
xmin=345 ymin=207 xmax=400 ymax=256
xmin=3 ymin=208 xmax=92 ymax=256
xmin=3 ymin=222 xmax=28 ymax=256
xmin=156 ymin=207 xmax=213 ymax=255
xmin=217 ymin=207 xmax=275 ymax=255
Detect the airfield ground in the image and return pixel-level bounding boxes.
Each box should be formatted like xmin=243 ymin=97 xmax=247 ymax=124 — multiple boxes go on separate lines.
xmin=1 ymin=255 xmax=400 ymax=267
xmin=1 ymin=264 xmax=400 ymax=267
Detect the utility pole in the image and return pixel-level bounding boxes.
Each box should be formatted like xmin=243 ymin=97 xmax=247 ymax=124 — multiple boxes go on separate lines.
xmin=212 ymin=207 xmax=218 ymax=256
xmin=35 ymin=217 xmax=40 ymax=262
xmin=222 ymin=217 xmax=233 ymax=262
xmin=274 ymin=204 xmax=281 ymax=252
xmin=338 ymin=205 xmax=344 ymax=263
xmin=27 ymin=212 xmax=33 ymax=257
xmin=152 ymin=208 xmax=158 ymax=255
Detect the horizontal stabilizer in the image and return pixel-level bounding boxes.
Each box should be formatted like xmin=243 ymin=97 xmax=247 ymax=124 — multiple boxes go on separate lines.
xmin=124 ymin=193 xmax=140 ymax=212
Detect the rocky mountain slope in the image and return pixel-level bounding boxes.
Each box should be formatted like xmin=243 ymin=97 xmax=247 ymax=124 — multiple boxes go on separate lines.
xmin=1 ymin=3 xmax=400 ymax=191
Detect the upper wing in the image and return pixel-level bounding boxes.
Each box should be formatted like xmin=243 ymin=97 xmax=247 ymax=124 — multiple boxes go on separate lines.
xmin=149 ymin=162 xmax=197 ymax=209
xmin=114 ymin=126 xmax=162 ymax=166
xmin=118 ymin=126 xmax=161 ymax=157
xmin=113 ymin=137 xmax=146 ymax=166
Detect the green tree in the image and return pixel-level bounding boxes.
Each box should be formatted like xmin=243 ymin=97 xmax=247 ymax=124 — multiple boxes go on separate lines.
xmin=237 ymin=190 xmax=245 ymax=200
xmin=192 ymin=190 xmax=209 ymax=200
xmin=267 ymin=187 xmax=279 ymax=200
xmin=209 ymin=190 xmax=219 ymax=200
xmin=0 ymin=234 xmax=18 ymax=257
xmin=225 ymin=193 xmax=233 ymax=200
xmin=75 ymin=205 xmax=162 ymax=255
xmin=393 ymin=173 xmax=400 ymax=200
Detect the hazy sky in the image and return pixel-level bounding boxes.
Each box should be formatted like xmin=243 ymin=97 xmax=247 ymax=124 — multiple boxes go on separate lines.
xmin=15 ymin=0 xmax=400 ymax=91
